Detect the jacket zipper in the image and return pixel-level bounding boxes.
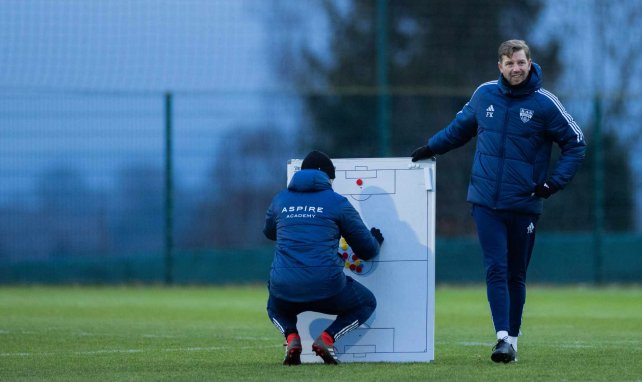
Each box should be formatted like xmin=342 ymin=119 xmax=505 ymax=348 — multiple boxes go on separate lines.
xmin=494 ymin=99 xmax=511 ymax=207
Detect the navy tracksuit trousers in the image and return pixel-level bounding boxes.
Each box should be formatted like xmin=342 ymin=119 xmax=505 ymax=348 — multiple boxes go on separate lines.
xmin=472 ymin=204 xmax=539 ymax=337
xmin=267 ymin=276 xmax=376 ymax=341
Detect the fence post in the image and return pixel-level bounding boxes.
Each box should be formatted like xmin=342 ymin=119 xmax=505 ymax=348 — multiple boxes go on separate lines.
xmin=592 ymin=94 xmax=604 ymax=285
xmin=376 ymin=0 xmax=390 ymax=157
xmin=164 ymin=92 xmax=174 ymax=285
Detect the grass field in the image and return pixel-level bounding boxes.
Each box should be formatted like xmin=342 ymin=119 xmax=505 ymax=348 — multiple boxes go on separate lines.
xmin=0 ymin=285 xmax=640 ymax=381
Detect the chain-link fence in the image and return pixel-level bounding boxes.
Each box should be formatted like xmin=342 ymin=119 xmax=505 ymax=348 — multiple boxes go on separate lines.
xmin=1 ymin=0 xmax=641 ymax=284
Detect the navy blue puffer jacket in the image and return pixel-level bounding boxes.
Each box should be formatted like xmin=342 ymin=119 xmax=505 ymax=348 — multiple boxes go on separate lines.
xmin=428 ymin=63 xmax=586 ymax=214
xmin=263 ymin=169 xmax=380 ymax=302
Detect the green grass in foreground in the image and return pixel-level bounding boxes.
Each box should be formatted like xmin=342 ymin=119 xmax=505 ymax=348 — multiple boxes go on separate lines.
xmin=0 ymin=285 xmax=640 ymax=381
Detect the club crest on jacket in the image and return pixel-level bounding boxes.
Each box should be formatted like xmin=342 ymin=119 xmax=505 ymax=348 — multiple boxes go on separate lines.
xmin=520 ymin=108 xmax=534 ymax=123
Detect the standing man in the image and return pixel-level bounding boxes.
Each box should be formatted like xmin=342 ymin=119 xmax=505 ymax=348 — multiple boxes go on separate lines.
xmin=263 ymin=150 xmax=384 ymax=365
xmin=411 ymin=40 xmax=585 ymax=363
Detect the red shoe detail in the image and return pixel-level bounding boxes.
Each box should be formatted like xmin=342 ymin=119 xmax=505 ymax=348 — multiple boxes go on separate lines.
xmin=312 ymin=331 xmax=339 ymax=365
xmin=283 ymin=333 xmax=302 ymax=366
xmin=320 ymin=331 xmax=334 ymax=346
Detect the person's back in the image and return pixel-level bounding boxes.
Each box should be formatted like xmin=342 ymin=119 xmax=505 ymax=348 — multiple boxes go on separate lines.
xmin=265 ymin=168 xmax=378 ymax=302
xmin=263 ymin=150 xmax=383 ymax=365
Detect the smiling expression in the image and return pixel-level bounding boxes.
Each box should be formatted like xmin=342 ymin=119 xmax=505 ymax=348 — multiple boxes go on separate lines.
xmin=498 ymin=50 xmax=532 ymax=86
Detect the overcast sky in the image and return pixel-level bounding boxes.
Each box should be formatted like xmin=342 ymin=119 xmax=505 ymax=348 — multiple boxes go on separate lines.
xmin=0 ymin=0 xmax=305 ymax=195
xmin=0 ymin=0 xmax=273 ymax=92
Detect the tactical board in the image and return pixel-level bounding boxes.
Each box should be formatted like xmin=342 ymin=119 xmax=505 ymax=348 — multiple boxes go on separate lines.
xmin=286 ymin=157 xmax=436 ymax=363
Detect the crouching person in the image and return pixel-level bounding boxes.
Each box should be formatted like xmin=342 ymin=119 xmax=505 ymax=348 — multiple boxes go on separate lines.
xmin=263 ymin=150 xmax=384 ymax=365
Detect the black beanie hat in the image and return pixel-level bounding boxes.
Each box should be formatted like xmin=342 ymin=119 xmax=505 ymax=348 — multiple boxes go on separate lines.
xmin=301 ymin=150 xmax=335 ymax=179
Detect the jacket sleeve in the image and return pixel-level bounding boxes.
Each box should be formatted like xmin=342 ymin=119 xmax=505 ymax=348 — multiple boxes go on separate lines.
xmin=337 ymin=199 xmax=380 ymax=261
xmin=544 ymin=97 xmax=587 ymax=189
xmin=262 ymin=200 xmax=277 ymax=241
xmin=428 ymin=93 xmax=479 ymax=154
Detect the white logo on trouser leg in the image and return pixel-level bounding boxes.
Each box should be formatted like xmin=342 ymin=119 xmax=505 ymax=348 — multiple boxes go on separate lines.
xmin=526 ymin=222 xmax=534 ymax=234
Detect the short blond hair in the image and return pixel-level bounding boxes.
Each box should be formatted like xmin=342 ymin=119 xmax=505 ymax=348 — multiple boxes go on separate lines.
xmin=498 ymin=40 xmax=531 ymax=61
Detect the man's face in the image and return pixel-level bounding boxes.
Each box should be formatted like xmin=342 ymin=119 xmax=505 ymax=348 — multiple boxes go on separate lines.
xmin=498 ymin=50 xmax=532 ymax=86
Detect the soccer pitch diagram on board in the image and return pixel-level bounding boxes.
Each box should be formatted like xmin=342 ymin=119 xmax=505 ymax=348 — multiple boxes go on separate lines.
xmin=286 ymin=157 xmax=436 ymax=363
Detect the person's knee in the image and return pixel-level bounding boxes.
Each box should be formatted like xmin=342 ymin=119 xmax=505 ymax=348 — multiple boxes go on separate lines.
xmin=486 ymin=263 xmax=507 ymax=282
xmin=364 ymin=290 xmax=377 ymax=314
xmin=507 ymin=272 xmax=526 ymax=286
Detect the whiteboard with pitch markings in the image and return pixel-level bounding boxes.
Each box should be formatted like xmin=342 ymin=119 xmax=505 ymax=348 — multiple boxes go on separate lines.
xmin=286 ymin=157 xmax=436 ymax=363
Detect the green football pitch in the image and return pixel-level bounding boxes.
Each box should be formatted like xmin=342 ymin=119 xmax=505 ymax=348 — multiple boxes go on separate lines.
xmin=1 ymin=286 xmax=640 ymax=381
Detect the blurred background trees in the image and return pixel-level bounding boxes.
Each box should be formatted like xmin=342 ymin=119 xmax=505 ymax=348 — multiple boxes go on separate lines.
xmin=268 ymin=0 xmax=632 ymax=235
xmin=0 ymin=0 xmax=639 ymax=283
